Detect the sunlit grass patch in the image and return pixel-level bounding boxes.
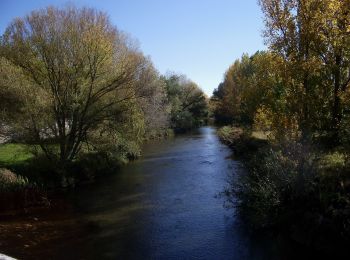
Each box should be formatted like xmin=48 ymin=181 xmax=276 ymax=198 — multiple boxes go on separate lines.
xmin=0 ymin=144 xmax=33 ymax=166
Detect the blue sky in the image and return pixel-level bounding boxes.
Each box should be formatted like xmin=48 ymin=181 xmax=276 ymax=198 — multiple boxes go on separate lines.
xmin=0 ymin=0 xmax=266 ymax=96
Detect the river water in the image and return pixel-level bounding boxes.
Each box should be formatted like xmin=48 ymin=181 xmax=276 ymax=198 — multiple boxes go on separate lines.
xmin=2 ymin=127 xmax=302 ymax=259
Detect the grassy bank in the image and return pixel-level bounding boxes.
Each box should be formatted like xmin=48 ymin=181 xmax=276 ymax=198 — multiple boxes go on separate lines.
xmin=218 ymin=126 xmax=350 ymax=256
xmin=0 ymin=144 xmax=33 ymax=167
xmin=0 ymin=143 xmax=126 ymax=214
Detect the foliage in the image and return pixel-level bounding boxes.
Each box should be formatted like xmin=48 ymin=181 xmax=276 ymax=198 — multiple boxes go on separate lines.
xmin=213 ymin=1 xmax=350 ymax=251
xmin=0 ymin=168 xmax=29 ymax=192
xmin=213 ymin=0 xmax=350 ymax=140
xmin=230 ymin=142 xmax=316 ymax=228
xmin=0 ymin=6 xmax=171 ymax=165
xmin=221 ymin=126 xmax=350 ymax=251
xmin=217 ymin=126 xmax=268 ymax=158
xmin=0 ymin=5 xmax=208 ymax=189
xmin=259 ymin=0 xmax=350 ymax=139
xmin=217 ymin=126 xmax=244 ymax=146
xmin=212 ymin=52 xmax=283 ymax=126
xmin=163 ymin=73 xmax=208 ymax=131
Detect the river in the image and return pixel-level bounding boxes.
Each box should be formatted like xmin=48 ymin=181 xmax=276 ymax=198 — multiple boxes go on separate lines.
xmin=1 ymin=126 xmax=305 ymax=259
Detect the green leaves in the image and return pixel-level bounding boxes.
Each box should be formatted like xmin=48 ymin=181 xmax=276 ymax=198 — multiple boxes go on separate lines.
xmin=0 ymin=6 xmax=172 ymax=163
xmin=164 ymin=73 xmax=208 ymax=131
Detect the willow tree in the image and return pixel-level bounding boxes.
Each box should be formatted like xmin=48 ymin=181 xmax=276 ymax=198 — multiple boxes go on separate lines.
xmin=1 ymin=6 xmax=145 ymax=163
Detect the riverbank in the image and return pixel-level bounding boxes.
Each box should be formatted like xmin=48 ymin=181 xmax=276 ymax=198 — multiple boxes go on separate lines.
xmin=0 ymin=151 xmax=120 ymax=215
xmin=217 ymin=125 xmax=350 ymax=257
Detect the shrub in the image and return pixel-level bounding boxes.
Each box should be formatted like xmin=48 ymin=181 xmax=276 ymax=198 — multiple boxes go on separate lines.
xmin=0 ymin=168 xmax=51 ymax=212
xmin=217 ymin=126 xmax=244 ymax=145
xmin=223 ymin=133 xmax=350 ymax=252
xmin=228 ymin=142 xmax=316 ymax=228
xmin=218 ymin=126 xmax=268 ymax=157
xmin=0 ymin=168 xmax=29 ymax=192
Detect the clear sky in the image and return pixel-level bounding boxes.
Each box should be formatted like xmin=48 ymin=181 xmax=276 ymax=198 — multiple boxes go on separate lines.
xmin=0 ymin=0 xmax=266 ymax=96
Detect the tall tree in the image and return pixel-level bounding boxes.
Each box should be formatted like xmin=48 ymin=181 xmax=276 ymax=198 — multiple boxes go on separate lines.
xmin=259 ymin=0 xmax=350 ymax=138
xmin=313 ymin=0 xmax=350 ymax=132
xmin=1 ymin=6 xmax=146 ymax=163
xmin=259 ymin=0 xmax=323 ymax=138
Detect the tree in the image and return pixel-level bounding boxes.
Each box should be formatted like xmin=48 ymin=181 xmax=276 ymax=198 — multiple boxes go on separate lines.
xmin=163 ymin=73 xmax=207 ymax=130
xmin=212 ymin=52 xmax=279 ymax=125
xmin=1 ymin=6 xmax=147 ymax=163
xmin=133 ymin=57 xmax=170 ymax=138
xmin=0 ymin=57 xmax=27 ymax=139
xmin=312 ymin=0 xmax=350 ymax=132
xmin=259 ymin=0 xmax=350 ymax=139
xmin=259 ymin=0 xmax=320 ymax=138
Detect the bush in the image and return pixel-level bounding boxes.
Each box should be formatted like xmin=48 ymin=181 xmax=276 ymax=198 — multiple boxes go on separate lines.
xmin=0 ymin=168 xmax=29 ymax=192
xmin=0 ymin=168 xmax=50 ymax=212
xmin=217 ymin=126 xmax=267 ymax=157
xmin=69 ymin=152 xmax=123 ymax=183
xmin=223 ymin=133 xmax=350 ymax=253
xmin=217 ymin=126 xmax=244 ymax=145
xmin=229 ymin=142 xmax=316 ymax=228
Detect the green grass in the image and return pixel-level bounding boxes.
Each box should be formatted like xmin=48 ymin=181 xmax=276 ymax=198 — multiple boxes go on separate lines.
xmin=0 ymin=143 xmax=34 ymax=166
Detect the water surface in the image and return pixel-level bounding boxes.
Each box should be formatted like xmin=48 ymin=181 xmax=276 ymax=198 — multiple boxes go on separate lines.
xmin=1 ymin=127 xmax=299 ymax=259
xmin=62 ymin=127 xmax=281 ymax=259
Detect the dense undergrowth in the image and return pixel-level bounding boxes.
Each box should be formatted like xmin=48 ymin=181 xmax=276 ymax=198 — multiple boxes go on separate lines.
xmin=218 ymin=126 xmax=350 ymax=255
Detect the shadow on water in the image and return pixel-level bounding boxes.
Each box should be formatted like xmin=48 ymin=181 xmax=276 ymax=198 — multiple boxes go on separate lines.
xmin=1 ymin=127 xmax=319 ymax=259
